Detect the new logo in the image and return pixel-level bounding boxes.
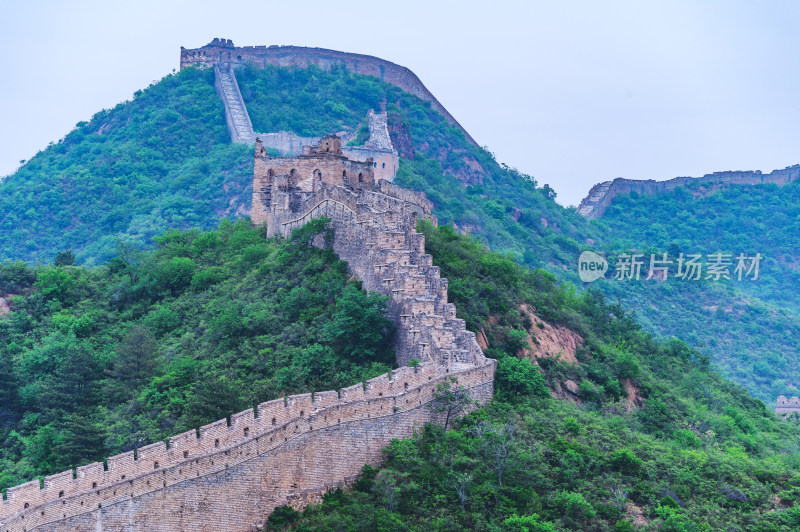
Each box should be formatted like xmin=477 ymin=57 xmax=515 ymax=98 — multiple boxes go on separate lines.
xmin=578 ymin=251 xmax=608 ymax=282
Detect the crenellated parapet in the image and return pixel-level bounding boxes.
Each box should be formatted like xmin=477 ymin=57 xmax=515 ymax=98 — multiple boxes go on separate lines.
xmin=578 ymin=164 xmax=800 ymax=218
xmin=0 ymin=362 xmax=494 ymax=531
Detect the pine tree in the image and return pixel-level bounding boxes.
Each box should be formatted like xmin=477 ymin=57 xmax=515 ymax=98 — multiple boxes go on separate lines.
xmin=105 ymin=326 xmax=159 ymax=401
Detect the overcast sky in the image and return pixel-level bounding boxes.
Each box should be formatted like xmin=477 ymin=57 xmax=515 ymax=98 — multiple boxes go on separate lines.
xmin=1 ymin=0 xmax=799 ymax=206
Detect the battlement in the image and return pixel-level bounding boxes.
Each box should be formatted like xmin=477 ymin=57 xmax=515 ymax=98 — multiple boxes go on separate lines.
xmin=179 ymin=39 xmax=478 ymax=148
xmin=0 ymin=361 xmax=494 ymax=530
xmin=578 ymin=164 xmax=800 ymax=218
xmin=776 ymin=395 xmax=800 ymax=415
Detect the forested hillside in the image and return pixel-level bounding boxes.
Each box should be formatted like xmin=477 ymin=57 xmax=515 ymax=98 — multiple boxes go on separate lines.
xmin=591 ymin=181 xmax=800 ymax=403
xmin=259 ymin=222 xmax=800 ymax=531
xmin=0 ymin=219 xmax=394 ymax=491
xmin=3 ymin=219 xmax=800 ymax=530
xmin=0 ymin=67 xmax=252 ymax=264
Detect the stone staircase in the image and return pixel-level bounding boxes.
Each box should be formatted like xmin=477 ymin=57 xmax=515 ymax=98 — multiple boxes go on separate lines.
xmin=214 ymin=64 xmax=255 ymax=144
xmin=280 ymin=185 xmax=486 ymax=369
xmin=577 ymin=180 xmax=612 ymax=217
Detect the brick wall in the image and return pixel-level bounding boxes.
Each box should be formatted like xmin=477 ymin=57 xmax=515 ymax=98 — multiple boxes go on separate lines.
xmin=0 ymin=363 xmax=495 ymax=531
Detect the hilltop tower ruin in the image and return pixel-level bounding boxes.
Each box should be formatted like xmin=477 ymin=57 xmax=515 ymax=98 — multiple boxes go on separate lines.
xmin=776 ymin=395 xmax=800 ymax=415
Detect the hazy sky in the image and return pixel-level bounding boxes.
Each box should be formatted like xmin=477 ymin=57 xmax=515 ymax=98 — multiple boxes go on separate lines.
xmin=2 ymin=0 xmax=799 ymax=206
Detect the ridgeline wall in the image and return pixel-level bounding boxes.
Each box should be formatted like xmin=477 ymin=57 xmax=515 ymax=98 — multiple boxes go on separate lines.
xmin=180 ymin=38 xmax=478 ymax=148
xmin=578 ymin=165 xmax=800 ymax=219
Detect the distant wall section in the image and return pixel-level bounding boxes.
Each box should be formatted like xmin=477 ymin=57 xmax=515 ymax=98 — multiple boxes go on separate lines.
xmin=578 ymin=165 xmax=800 ymax=219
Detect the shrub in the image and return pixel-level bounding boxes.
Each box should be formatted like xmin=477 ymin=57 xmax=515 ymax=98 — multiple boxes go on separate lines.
xmin=502 ymin=513 xmax=556 ymax=532
xmin=553 ymin=490 xmax=596 ymax=522
xmin=496 ymin=357 xmax=549 ymax=398
xmin=156 ymin=257 xmax=195 ymax=294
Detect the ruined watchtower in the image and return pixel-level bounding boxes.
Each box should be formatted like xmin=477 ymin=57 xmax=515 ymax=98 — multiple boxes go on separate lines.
xmin=251 ymin=134 xmax=377 ymax=233
xmin=776 ymin=395 xmax=800 ymax=415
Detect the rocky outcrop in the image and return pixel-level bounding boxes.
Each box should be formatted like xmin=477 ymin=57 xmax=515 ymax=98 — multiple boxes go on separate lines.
xmin=517 ymin=304 xmax=583 ymax=365
xmin=578 ymin=165 xmax=800 ymax=219
xmin=387 ymin=113 xmax=415 ymax=159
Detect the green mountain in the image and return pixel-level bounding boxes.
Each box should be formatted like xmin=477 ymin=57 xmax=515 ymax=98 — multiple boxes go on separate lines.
xmin=0 ymin=68 xmax=252 ymax=264
xmin=589 ymin=181 xmax=800 ymax=403
xmin=0 ymin=65 xmax=588 ymax=270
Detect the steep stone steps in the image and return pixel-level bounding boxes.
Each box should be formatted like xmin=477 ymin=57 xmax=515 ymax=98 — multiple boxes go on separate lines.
xmin=214 ymin=64 xmax=256 ymax=144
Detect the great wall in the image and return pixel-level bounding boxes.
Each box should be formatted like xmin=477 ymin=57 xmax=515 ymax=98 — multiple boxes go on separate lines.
xmin=183 ymin=38 xmax=477 ymax=149
xmin=578 ymin=164 xmax=800 ymax=219
xmin=0 ymin=45 xmax=496 ymax=531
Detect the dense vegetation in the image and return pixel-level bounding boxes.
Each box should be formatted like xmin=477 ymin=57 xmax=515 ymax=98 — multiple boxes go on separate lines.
xmin=593 ymin=181 xmax=800 ymax=403
xmin=0 ymin=67 xmax=252 ymax=264
xmin=0 ymin=219 xmax=394 ymax=491
xmin=267 ymin=223 xmax=800 ymax=532
xmin=600 ymin=180 xmax=800 ymax=314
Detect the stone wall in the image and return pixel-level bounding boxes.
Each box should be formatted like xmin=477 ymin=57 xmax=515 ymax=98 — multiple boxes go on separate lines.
xmin=214 ymin=63 xmax=255 ymax=144
xmin=181 ymin=39 xmax=478 ymax=148
xmin=0 ymin=363 xmax=494 ymax=532
xmin=776 ymin=395 xmax=800 ymax=415
xmin=578 ymin=164 xmax=800 ymax=219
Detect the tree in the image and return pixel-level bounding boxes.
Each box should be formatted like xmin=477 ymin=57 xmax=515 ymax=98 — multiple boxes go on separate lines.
xmin=468 ymin=420 xmax=519 ymax=487
xmin=0 ymin=351 xmax=20 ymax=425
xmin=54 ymin=250 xmax=75 ymax=267
xmin=432 ymin=377 xmax=473 ymax=431
xmin=611 ymin=485 xmax=629 ymax=518
xmin=502 ymin=514 xmax=556 ymax=532
xmin=181 ymin=375 xmax=241 ymax=431
xmin=614 ymin=351 xmax=640 ymax=380
xmin=58 ymin=413 xmax=108 ymax=468
xmin=446 ymin=471 xmax=472 ymax=510
xmin=495 ymin=356 xmax=549 ymax=398
xmin=49 ymin=339 xmax=103 ymax=412
xmin=106 ymin=325 xmax=159 ymax=400
xmin=373 ymin=471 xmax=401 ymax=513
xmin=322 ymin=284 xmax=393 ymax=365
